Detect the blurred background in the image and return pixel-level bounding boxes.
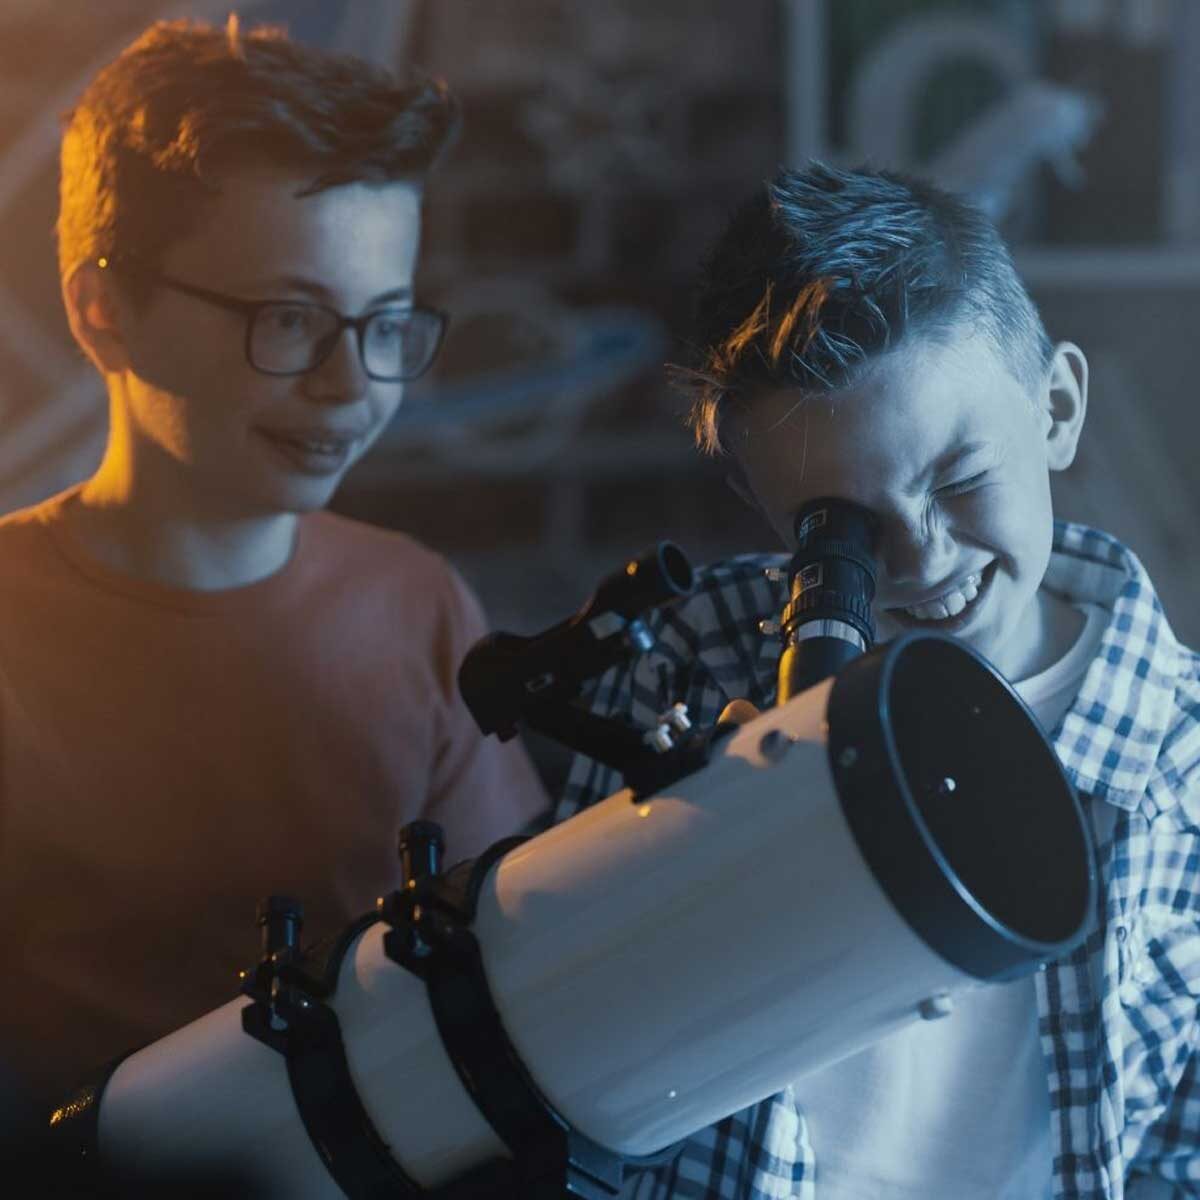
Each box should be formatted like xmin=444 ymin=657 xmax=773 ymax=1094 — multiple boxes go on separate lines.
xmin=0 ymin=0 xmax=1196 ymax=692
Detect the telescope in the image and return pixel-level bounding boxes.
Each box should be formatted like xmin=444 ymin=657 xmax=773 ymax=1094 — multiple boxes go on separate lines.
xmin=51 ymin=504 xmax=1095 ymax=1198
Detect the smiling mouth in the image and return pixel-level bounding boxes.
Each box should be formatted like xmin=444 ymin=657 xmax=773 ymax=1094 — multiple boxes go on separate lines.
xmin=888 ymin=562 xmax=997 ymax=627
xmin=256 ymin=426 xmax=365 ymax=476
xmin=263 ymin=430 xmax=358 ymax=455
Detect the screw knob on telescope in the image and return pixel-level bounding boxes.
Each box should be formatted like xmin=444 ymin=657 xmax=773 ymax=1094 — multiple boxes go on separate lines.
xmin=256 ymin=894 xmax=303 ymax=959
xmin=399 ymin=820 xmax=445 ymax=888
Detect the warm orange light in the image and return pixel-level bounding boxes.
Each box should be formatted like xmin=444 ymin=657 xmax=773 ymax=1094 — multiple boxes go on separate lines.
xmin=637 ymin=804 xmax=651 ymax=818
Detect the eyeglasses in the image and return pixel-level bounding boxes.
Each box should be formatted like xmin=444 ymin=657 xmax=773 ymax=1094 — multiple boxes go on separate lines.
xmin=98 ymin=255 xmax=447 ymax=382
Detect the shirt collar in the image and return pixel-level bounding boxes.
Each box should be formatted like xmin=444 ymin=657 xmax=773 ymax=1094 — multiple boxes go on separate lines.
xmin=1043 ymin=520 xmax=1183 ymax=809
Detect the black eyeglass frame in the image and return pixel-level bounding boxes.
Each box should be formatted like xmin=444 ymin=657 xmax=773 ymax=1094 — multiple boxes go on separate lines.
xmin=98 ymin=254 xmax=448 ymax=382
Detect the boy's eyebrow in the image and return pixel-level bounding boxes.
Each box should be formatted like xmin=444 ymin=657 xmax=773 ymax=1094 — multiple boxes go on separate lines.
xmin=238 ymin=275 xmax=414 ymax=306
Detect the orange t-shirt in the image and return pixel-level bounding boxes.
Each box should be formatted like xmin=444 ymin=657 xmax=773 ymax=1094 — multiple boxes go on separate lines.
xmin=0 ymin=489 xmax=548 ymax=1103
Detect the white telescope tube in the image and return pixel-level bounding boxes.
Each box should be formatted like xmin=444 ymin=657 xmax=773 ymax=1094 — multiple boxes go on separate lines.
xmin=66 ymin=632 xmax=1094 ymax=1197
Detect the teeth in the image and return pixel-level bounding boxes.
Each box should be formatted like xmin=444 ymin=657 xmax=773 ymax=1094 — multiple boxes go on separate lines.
xmin=903 ymin=572 xmax=983 ymax=621
xmin=943 ymin=592 xmax=966 ymax=618
xmin=284 ymin=436 xmax=346 ymax=454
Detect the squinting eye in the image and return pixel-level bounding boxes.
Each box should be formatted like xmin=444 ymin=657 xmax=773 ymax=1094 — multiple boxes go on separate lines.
xmin=937 ymin=472 xmax=988 ymax=498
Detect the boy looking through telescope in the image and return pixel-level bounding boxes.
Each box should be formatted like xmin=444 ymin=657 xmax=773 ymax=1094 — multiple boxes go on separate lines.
xmin=561 ymin=164 xmax=1200 ymax=1200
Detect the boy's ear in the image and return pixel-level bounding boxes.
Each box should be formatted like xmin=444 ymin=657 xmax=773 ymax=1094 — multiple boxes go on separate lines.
xmin=62 ymin=262 xmax=133 ymax=374
xmin=1041 ymin=341 xmax=1088 ymax=471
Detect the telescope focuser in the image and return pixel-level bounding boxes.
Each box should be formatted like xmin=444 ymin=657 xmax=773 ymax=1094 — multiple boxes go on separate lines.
xmin=459 ymin=542 xmax=694 ymax=741
xmin=459 ymin=543 xmax=744 ymax=797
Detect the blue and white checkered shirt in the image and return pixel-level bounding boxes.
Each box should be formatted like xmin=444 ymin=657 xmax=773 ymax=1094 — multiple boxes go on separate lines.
xmin=557 ymin=522 xmax=1200 ymax=1199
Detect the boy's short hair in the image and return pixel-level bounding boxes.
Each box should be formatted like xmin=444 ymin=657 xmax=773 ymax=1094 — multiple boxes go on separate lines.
xmin=57 ymin=16 xmax=460 ymax=283
xmin=679 ymin=162 xmax=1053 ymax=455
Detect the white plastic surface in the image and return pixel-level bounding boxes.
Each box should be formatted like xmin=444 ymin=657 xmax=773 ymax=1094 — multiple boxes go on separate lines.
xmin=473 ymin=678 xmax=970 ymax=1155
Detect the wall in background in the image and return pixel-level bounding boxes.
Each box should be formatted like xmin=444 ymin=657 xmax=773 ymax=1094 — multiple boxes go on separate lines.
xmin=335 ymin=0 xmax=1200 ymax=653
xmin=335 ymin=0 xmax=788 ymax=637
xmin=0 ymin=1 xmax=1194 ymax=654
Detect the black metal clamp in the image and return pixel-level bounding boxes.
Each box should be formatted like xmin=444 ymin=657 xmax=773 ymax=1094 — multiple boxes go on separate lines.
xmin=376 ymin=821 xmax=681 ymax=1200
xmin=240 ymin=897 xmax=426 ymax=1198
xmin=239 ymin=822 xmax=677 ymax=1199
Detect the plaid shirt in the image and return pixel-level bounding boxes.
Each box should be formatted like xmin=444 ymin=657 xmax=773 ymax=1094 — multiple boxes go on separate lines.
xmin=557 ymin=522 xmax=1200 ymax=1200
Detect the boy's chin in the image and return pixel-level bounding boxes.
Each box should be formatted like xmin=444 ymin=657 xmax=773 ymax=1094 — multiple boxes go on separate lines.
xmin=237 ymin=482 xmax=341 ymax=521
xmin=263 ymin=472 xmax=346 ymax=513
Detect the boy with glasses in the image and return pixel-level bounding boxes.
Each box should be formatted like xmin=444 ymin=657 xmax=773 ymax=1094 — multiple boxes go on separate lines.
xmin=0 ymin=16 xmax=546 ymax=1118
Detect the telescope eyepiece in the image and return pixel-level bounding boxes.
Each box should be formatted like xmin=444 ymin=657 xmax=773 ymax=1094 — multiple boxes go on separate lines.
xmin=776 ymin=497 xmax=879 ymax=703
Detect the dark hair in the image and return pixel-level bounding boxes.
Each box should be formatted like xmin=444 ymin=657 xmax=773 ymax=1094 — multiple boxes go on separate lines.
xmin=57 ymin=15 xmax=460 ymax=280
xmin=678 ymin=162 xmax=1053 ymax=454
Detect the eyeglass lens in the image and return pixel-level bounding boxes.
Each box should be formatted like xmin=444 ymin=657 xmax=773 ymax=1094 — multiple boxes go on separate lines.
xmin=249 ymin=304 xmax=440 ymax=380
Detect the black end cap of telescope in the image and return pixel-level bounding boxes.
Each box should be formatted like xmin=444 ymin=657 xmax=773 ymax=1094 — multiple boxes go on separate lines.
xmin=825 ymin=630 xmax=1097 ymax=982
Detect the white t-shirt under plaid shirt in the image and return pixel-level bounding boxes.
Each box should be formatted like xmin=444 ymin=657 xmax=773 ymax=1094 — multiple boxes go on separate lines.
xmin=556 ymin=521 xmax=1200 ymax=1200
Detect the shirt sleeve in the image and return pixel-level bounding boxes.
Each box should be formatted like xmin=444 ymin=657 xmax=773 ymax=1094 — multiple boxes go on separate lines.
xmin=1126 ymin=1035 xmax=1200 ymax=1196
xmin=1120 ymin=874 xmax=1200 ymax=1191
xmin=420 ymin=562 xmax=550 ymax=862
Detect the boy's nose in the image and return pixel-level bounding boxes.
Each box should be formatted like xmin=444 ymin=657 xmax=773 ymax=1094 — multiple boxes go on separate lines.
xmin=877 ymin=510 xmax=956 ymax=592
xmin=304 ymin=328 xmax=372 ymax=405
